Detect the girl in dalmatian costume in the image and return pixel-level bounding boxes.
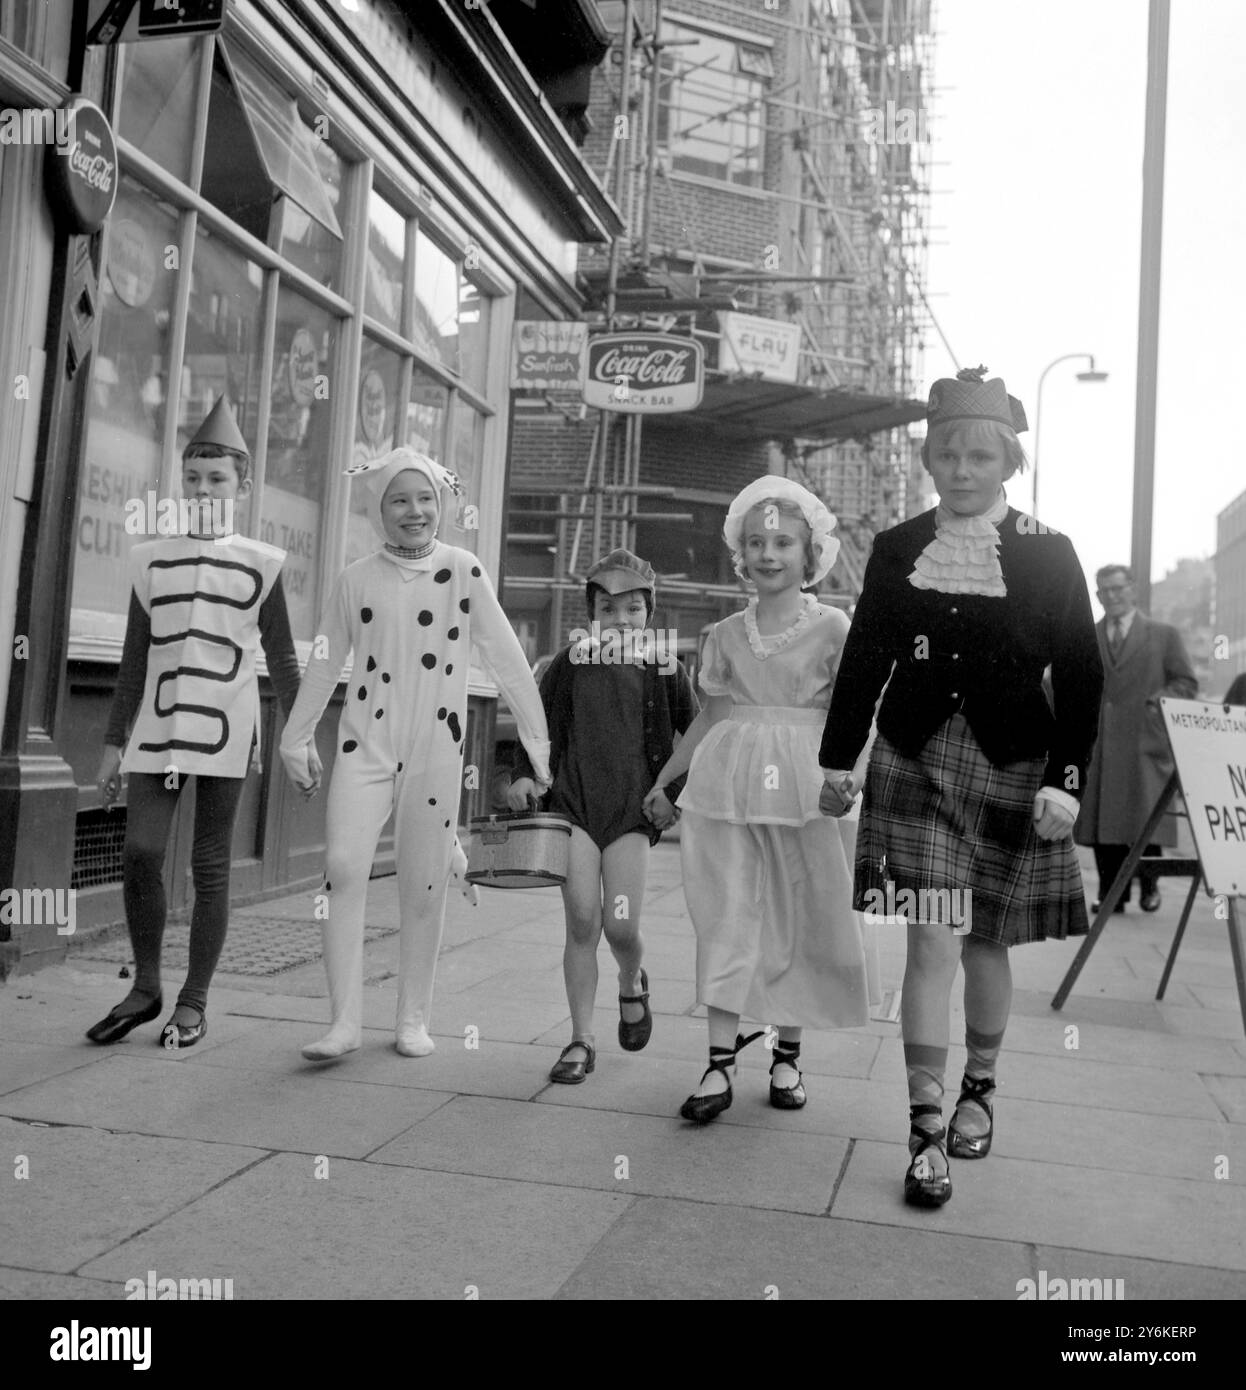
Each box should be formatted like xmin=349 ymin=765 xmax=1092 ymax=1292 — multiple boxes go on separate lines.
xmin=280 ymin=448 xmax=551 ymax=1060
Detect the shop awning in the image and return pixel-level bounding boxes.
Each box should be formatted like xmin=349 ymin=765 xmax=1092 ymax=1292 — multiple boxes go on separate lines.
xmin=678 ymin=375 xmax=927 ymax=443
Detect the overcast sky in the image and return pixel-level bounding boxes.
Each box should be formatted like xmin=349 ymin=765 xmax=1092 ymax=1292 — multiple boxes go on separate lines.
xmin=922 ymin=0 xmax=1245 ymax=591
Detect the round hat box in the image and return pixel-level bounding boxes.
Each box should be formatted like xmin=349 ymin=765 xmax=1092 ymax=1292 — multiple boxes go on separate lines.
xmin=466 ymin=811 xmax=572 ymax=889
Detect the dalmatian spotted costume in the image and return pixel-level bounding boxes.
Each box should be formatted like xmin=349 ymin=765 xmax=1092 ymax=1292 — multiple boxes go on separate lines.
xmin=280 ymin=449 xmax=550 ymax=1059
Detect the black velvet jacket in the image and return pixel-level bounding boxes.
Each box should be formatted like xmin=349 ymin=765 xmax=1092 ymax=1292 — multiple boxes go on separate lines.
xmin=820 ymin=507 xmax=1103 ymax=793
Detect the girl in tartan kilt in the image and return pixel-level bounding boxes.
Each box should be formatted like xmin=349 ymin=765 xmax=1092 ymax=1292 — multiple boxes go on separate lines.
xmin=820 ymin=367 xmax=1103 ymax=1208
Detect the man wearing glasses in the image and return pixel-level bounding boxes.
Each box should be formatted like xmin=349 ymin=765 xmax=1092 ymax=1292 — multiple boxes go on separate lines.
xmin=1074 ymin=565 xmax=1197 ymax=913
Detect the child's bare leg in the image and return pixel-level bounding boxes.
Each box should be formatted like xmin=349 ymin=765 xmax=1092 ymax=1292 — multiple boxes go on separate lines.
xmin=560 ymin=827 xmax=604 ymax=1057
xmin=692 ymin=1005 xmax=743 ymax=1098
xmin=600 ymin=832 xmax=649 ymax=1020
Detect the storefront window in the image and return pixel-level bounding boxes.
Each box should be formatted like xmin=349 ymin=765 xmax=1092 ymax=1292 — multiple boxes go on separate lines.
xmin=407 ymin=366 xmax=448 ymax=459
xmin=366 ymin=192 xmax=406 ymax=333
xmin=275 ymin=136 xmax=344 ymax=291
xmin=262 ymin=288 xmax=339 ymax=638
xmin=414 ymin=228 xmax=459 ymax=372
xmin=179 ymin=223 xmax=266 ymax=535
xmin=450 ymin=403 xmax=484 ymax=555
xmin=202 ymin=46 xmax=272 ymax=244
xmin=458 ymin=276 xmax=490 ymax=396
xmin=117 ymin=35 xmax=201 ymax=186
xmin=345 ymin=338 xmax=405 ymax=566
xmin=72 ymin=180 xmax=183 ymax=635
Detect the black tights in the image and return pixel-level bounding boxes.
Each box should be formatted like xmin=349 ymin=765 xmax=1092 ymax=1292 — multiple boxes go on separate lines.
xmin=119 ymin=772 xmax=245 ymax=1020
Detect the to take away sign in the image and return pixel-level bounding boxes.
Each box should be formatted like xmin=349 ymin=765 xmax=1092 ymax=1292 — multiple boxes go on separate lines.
xmin=582 ymin=333 xmax=704 ymax=414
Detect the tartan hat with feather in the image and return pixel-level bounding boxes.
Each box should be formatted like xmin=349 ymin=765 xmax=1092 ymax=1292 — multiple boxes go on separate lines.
xmin=927 ymin=365 xmax=1028 ymax=433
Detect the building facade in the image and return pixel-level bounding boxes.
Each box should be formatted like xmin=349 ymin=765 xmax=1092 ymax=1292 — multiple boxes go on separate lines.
xmin=0 ymin=0 xmax=619 ymax=971
xmin=504 ymin=0 xmax=933 ymax=660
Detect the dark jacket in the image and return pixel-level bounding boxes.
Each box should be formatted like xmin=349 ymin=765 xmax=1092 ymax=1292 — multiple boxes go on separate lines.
xmin=1074 ymin=612 xmax=1197 ymax=847
xmin=820 ymin=506 xmax=1103 ymax=793
xmin=512 ymin=646 xmax=701 ymax=798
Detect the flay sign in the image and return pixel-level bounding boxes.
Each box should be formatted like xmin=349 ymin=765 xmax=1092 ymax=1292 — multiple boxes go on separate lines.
xmin=583 ymin=333 xmax=704 ymax=414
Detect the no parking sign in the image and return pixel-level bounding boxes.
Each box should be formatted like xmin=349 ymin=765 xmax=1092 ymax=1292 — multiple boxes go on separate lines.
xmin=1161 ymin=698 xmax=1246 ymax=896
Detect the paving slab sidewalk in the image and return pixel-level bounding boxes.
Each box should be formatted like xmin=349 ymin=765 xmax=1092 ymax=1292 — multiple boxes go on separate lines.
xmin=1 ymin=844 xmax=1244 ymax=1301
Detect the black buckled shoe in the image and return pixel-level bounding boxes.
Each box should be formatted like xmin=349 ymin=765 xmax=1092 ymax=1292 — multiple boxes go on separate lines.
xmin=549 ymin=1040 xmax=595 ymax=1084
xmin=904 ymin=1104 xmax=952 ymax=1208
xmin=1140 ymin=888 xmax=1162 ymax=913
xmin=160 ymin=1009 xmax=207 ymax=1050
xmin=947 ymin=1073 xmax=994 ymax=1159
xmin=768 ymin=1039 xmax=807 ymax=1109
xmin=679 ymin=1030 xmax=763 ymax=1124
xmin=86 ymin=994 xmax=163 ymax=1045
xmin=618 ymin=967 xmax=652 ymax=1052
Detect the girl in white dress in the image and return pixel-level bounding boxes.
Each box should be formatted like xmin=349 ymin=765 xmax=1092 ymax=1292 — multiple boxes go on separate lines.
xmin=644 ymin=477 xmax=872 ymax=1122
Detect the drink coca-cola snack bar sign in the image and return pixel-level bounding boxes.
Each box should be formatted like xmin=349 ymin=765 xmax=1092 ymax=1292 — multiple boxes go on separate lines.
xmin=44 ymin=96 xmax=117 ymax=235
xmin=582 ymin=333 xmax=704 ymax=414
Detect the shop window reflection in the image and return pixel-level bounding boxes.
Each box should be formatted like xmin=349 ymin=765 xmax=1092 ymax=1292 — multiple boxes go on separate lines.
xmin=458 ymin=276 xmax=490 ymax=396
xmin=118 ymin=35 xmax=200 ymax=186
xmin=346 ymin=339 xmax=405 ymax=567
xmin=414 ymin=228 xmax=459 ymax=372
xmin=263 ymin=288 xmax=338 ymax=639
xmin=72 ymin=181 xmax=181 ymax=636
xmin=180 ymin=224 xmax=266 ymax=536
xmin=451 ymin=403 xmax=484 ymax=556
xmin=407 ymin=366 xmax=448 ymax=459
xmin=366 ymin=192 xmax=406 ymax=333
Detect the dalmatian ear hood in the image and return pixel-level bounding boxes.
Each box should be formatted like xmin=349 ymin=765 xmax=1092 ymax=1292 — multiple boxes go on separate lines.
xmin=344 ymin=447 xmax=464 ymax=543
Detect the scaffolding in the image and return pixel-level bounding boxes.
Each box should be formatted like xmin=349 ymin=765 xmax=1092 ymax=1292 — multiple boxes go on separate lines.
xmin=517 ymin=0 xmax=938 ymax=606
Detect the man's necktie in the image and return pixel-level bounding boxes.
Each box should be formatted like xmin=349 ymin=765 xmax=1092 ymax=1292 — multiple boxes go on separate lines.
xmin=1109 ymin=618 xmax=1123 ymax=655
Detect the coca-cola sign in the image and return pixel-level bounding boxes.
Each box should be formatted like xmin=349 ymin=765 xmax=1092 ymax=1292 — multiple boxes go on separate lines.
xmin=44 ymin=97 xmax=117 ymax=233
xmin=582 ymin=333 xmax=704 ymax=414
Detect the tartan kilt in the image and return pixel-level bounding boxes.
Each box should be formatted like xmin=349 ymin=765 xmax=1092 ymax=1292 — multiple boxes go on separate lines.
xmin=855 ymin=714 xmax=1089 ymax=945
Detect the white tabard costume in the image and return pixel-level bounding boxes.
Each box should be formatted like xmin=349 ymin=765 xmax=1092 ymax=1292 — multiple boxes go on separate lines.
xmin=121 ymin=535 xmax=287 ymax=777
xmin=280 ymin=538 xmax=551 ymax=1047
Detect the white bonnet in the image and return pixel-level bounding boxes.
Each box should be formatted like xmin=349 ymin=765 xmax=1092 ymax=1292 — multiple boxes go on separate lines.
xmin=343 ymin=447 xmax=463 ymax=542
xmin=723 ymin=475 xmax=840 ymax=586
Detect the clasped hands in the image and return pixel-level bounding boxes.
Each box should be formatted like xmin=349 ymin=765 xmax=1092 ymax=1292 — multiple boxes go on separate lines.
xmin=819 ymin=768 xmax=860 ymax=818
xmin=279 ymin=741 xmax=325 ymax=800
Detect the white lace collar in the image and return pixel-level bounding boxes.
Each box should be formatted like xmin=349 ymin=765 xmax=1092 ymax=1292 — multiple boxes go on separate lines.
xmin=743 ymin=593 xmax=819 ymax=659
xmin=908 ymin=492 xmax=1008 ymax=597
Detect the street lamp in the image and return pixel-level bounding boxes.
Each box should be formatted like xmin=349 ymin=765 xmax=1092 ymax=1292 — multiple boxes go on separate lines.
xmin=1032 ymin=354 xmax=1109 ymax=516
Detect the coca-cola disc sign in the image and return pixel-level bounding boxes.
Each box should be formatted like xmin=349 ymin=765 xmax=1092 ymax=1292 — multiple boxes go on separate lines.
xmin=582 ymin=333 xmax=704 ymax=413
xmin=44 ymin=96 xmax=117 ymax=234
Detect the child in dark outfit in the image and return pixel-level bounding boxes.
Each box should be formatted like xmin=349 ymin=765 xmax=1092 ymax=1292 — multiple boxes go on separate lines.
xmin=509 ymin=548 xmax=699 ymax=1083
xmin=88 ymin=397 xmax=307 ymax=1050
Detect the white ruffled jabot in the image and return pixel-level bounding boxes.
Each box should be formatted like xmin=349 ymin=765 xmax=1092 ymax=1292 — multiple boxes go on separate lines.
xmin=908 ymin=491 xmax=1008 ymax=597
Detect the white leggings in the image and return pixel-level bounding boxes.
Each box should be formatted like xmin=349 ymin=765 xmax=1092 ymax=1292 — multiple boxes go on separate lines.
xmin=321 ymin=757 xmax=461 ymax=1036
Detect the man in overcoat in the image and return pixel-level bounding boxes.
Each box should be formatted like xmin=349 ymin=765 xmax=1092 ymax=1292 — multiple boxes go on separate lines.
xmin=1074 ymin=564 xmax=1197 ymax=911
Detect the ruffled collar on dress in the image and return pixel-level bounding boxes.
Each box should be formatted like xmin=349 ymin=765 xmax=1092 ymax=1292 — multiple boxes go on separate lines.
xmin=743 ymin=592 xmax=819 ymax=659
xmin=908 ymin=491 xmax=1008 ymax=597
